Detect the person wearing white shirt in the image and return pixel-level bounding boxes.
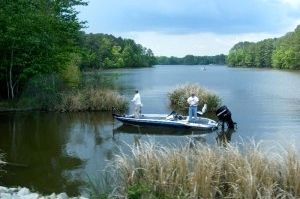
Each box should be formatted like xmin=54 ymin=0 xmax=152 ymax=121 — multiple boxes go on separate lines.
xmin=187 ymin=93 xmax=199 ymax=122
xmin=131 ymin=90 xmax=142 ymax=118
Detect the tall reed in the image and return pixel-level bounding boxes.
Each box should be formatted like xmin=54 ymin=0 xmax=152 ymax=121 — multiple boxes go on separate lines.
xmin=169 ymin=84 xmax=221 ymax=112
xmin=55 ymin=89 xmax=128 ymax=112
xmin=0 ymin=153 xmax=5 ymax=176
xmin=108 ymin=141 xmax=300 ymax=198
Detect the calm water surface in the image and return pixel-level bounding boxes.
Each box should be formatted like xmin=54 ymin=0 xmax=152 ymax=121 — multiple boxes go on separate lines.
xmin=1 ymin=65 xmax=300 ymax=195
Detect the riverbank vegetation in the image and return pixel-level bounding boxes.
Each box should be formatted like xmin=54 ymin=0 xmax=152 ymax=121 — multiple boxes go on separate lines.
xmin=15 ymin=74 xmax=128 ymax=112
xmin=168 ymin=84 xmax=221 ymax=112
xmin=156 ymin=54 xmax=226 ymax=65
xmin=0 ymin=0 xmax=87 ymax=100
xmin=55 ymin=89 xmax=128 ymax=112
xmin=0 ymin=0 xmax=154 ymax=111
xmin=227 ymin=25 xmax=300 ymax=69
xmin=99 ymin=141 xmax=300 ymax=198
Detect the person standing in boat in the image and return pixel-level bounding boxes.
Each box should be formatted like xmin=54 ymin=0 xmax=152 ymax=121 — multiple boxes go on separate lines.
xmin=131 ymin=90 xmax=142 ymax=118
xmin=187 ymin=93 xmax=199 ymax=122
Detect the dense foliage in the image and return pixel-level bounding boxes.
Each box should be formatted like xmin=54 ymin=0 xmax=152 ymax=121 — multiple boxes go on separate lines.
xmin=0 ymin=0 xmax=87 ymax=99
xmin=156 ymin=54 xmax=226 ymax=65
xmin=0 ymin=1 xmax=156 ymax=101
xmin=227 ymin=25 xmax=300 ymax=69
xmin=80 ymin=33 xmax=156 ymax=69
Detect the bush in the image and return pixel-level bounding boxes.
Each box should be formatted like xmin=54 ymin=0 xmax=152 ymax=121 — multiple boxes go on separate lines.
xmin=168 ymin=84 xmax=221 ymax=112
xmin=19 ymin=74 xmax=64 ymax=110
xmin=60 ymin=53 xmax=82 ymax=88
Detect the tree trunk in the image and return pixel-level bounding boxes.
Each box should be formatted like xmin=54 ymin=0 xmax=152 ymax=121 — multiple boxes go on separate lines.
xmin=9 ymin=48 xmax=15 ymax=99
xmin=6 ymin=80 xmax=10 ymax=99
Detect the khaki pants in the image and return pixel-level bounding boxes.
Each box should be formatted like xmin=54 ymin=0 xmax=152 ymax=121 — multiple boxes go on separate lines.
xmin=134 ymin=105 xmax=142 ymax=118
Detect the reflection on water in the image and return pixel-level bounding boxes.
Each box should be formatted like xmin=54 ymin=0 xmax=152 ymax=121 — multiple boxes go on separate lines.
xmin=113 ymin=124 xmax=216 ymax=136
xmin=216 ymin=129 xmax=235 ymax=146
xmin=1 ymin=112 xmax=222 ymax=196
xmin=1 ymin=65 xmax=300 ymax=195
xmin=0 ymin=112 xmax=117 ymax=196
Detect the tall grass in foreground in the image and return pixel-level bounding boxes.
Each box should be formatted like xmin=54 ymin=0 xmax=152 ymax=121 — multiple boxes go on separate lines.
xmin=169 ymin=84 xmax=221 ymax=112
xmin=0 ymin=153 xmax=5 ymax=176
xmin=106 ymin=141 xmax=300 ymax=198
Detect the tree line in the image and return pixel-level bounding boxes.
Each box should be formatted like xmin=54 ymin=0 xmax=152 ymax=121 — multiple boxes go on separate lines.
xmin=80 ymin=33 xmax=156 ymax=70
xmin=227 ymin=25 xmax=300 ymax=69
xmin=156 ymin=54 xmax=226 ymax=65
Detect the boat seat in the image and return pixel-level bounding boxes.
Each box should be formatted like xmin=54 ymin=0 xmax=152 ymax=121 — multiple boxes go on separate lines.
xmin=166 ymin=114 xmax=184 ymax=120
xmin=166 ymin=115 xmax=175 ymax=120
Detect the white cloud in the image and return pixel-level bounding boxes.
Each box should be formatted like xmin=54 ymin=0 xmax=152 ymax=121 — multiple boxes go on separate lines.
xmin=78 ymin=0 xmax=300 ymax=56
xmin=78 ymin=0 xmax=300 ymax=34
xmin=278 ymin=0 xmax=300 ymax=8
xmin=118 ymin=31 xmax=284 ymax=57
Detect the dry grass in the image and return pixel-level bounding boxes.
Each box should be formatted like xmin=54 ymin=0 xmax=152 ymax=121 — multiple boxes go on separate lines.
xmin=108 ymin=141 xmax=300 ymax=199
xmin=55 ymin=89 xmax=128 ymax=112
xmin=0 ymin=154 xmax=5 ymax=176
xmin=168 ymin=84 xmax=221 ymax=112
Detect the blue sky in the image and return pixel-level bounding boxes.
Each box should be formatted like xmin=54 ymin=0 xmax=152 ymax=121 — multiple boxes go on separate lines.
xmin=77 ymin=0 xmax=300 ymax=57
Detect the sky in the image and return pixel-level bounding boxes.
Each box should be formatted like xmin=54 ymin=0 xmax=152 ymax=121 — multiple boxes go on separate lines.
xmin=77 ymin=0 xmax=300 ymax=57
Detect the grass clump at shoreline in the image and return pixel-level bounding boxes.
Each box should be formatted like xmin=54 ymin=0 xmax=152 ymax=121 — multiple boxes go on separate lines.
xmin=11 ymin=74 xmax=129 ymax=112
xmin=17 ymin=88 xmax=128 ymax=112
xmin=55 ymin=89 xmax=128 ymax=112
xmin=101 ymin=141 xmax=300 ymax=198
xmin=0 ymin=153 xmax=5 ymax=175
xmin=168 ymin=84 xmax=221 ymax=112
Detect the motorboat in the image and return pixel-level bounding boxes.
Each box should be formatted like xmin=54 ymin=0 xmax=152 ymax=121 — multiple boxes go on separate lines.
xmin=112 ymin=111 xmax=218 ymax=131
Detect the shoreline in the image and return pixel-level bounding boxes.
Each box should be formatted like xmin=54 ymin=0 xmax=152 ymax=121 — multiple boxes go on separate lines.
xmin=0 ymin=186 xmax=88 ymax=199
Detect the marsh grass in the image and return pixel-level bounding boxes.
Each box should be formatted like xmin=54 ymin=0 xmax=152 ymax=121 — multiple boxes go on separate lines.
xmin=107 ymin=141 xmax=300 ymax=198
xmin=168 ymin=84 xmax=221 ymax=112
xmin=86 ymin=172 xmax=115 ymax=199
xmin=0 ymin=153 xmax=5 ymax=176
xmin=55 ymin=89 xmax=128 ymax=112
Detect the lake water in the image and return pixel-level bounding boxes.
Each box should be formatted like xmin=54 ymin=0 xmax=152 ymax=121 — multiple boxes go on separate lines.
xmin=1 ymin=65 xmax=300 ymax=196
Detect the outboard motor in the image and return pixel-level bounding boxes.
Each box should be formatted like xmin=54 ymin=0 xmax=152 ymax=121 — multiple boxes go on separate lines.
xmin=216 ymin=105 xmax=235 ymax=129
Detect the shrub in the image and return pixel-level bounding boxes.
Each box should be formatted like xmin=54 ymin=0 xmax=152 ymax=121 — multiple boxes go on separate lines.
xmin=60 ymin=53 xmax=82 ymax=88
xmin=19 ymin=74 xmax=64 ymax=110
xmin=168 ymin=84 xmax=221 ymax=112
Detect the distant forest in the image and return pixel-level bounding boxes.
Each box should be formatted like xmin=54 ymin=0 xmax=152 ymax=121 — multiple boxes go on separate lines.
xmin=156 ymin=54 xmax=226 ymax=65
xmin=80 ymin=33 xmax=156 ymax=70
xmin=227 ymin=25 xmax=300 ymax=69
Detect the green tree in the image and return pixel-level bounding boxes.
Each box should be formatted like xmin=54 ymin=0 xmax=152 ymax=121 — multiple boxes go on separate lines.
xmin=156 ymin=54 xmax=226 ymax=65
xmin=0 ymin=0 xmax=87 ymax=99
xmin=228 ymin=25 xmax=300 ymax=70
xmin=80 ymin=34 xmax=155 ymax=69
